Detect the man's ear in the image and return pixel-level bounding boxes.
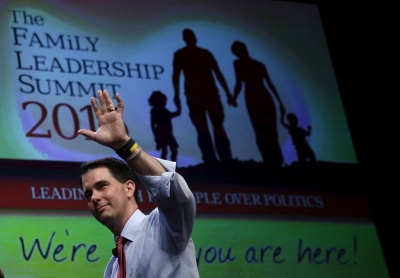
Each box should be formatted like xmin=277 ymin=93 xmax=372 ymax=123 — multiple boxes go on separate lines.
xmin=125 ymin=180 xmax=136 ymax=198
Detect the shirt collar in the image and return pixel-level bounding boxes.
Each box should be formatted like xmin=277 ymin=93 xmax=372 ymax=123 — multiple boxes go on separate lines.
xmin=113 ymin=209 xmax=145 ymax=242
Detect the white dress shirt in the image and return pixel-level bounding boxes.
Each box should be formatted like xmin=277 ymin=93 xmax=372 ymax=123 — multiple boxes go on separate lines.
xmin=104 ymin=158 xmax=199 ymax=278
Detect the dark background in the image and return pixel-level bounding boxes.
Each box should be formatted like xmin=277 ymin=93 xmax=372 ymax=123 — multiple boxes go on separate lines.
xmin=0 ymin=1 xmax=393 ymax=276
xmin=301 ymin=2 xmax=393 ymax=276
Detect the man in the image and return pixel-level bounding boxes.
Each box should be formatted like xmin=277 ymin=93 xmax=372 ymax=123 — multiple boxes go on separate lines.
xmin=172 ymin=29 xmax=234 ymax=164
xmin=78 ymin=90 xmax=199 ymax=278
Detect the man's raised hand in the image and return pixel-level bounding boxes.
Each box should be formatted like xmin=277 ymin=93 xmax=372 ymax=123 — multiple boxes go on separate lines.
xmin=78 ymin=90 xmax=130 ymax=150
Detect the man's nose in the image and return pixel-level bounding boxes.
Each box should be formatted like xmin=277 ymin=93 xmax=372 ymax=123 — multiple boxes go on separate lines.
xmin=91 ymin=193 xmax=101 ymax=202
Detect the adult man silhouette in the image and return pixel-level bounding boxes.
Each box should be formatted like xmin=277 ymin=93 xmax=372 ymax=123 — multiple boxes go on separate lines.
xmin=173 ymin=29 xmax=234 ymax=164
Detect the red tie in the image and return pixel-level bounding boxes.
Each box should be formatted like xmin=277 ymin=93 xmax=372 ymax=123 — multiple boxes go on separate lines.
xmin=116 ymin=236 xmax=127 ymax=278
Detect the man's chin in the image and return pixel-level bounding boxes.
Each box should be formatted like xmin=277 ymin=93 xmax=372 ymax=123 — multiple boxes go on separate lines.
xmin=96 ymin=213 xmax=115 ymax=226
xmin=93 ymin=210 xmax=112 ymax=223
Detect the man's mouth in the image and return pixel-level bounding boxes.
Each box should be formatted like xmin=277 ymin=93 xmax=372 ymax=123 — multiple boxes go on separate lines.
xmin=97 ymin=204 xmax=108 ymax=212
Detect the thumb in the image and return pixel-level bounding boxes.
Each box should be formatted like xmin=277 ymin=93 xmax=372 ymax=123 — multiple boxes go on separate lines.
xmin=78 ymin=129 xmax=96 ymax=140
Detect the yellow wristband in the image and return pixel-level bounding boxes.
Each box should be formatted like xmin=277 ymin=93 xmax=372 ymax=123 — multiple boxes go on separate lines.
xmin=129 ymin=142 xmax=139 ymax=153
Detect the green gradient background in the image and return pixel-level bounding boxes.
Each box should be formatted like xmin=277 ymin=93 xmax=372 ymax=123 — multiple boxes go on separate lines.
xmin=0 ymin=215 xmax=389 ymax=277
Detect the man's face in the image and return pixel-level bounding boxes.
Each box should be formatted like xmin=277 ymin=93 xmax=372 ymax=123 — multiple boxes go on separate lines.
xmin=82 ymin=167 xmax=131 ymax=228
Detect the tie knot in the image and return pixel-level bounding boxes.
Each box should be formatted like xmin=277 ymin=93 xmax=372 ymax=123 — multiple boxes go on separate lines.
xmin=116 ymin=236 xmax=127 ymax=246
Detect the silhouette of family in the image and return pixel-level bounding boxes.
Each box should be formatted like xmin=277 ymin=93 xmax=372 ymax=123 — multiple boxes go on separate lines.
xmin=149 ymin=29 xmax=316 ymax=166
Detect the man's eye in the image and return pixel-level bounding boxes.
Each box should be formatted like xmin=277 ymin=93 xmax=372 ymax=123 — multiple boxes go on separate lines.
xmin=85 ymin=193 xmax=92 ymax=201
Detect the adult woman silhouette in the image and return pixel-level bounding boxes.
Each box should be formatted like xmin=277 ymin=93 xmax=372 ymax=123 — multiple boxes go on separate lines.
xmin=231 ymin=41 xmax=285 ymax=167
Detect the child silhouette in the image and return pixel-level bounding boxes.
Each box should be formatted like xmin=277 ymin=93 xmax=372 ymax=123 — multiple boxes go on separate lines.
xmin=281 ymin=112 xmax=316 ymax=163
xmin=148 ymin=91 xmax=181 ymax=161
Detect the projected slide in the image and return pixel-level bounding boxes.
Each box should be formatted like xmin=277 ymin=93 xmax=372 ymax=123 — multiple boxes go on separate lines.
xmin=0 ymin=0 xmax=356 ymax=166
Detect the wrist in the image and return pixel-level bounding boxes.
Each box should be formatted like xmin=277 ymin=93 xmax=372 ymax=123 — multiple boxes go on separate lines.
xmin=125 ymin=145 xmax=143 ymax=163
xmin=112 ymin=136 xmax=131 ymax=151
xmin=115 ymin=138 xmax=139 ymax=159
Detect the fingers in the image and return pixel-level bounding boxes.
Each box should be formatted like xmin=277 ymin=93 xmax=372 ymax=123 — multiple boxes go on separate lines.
xmin=91 ymin=96 xmax=102 ymax=119
xmin=97 ymin=90 xmax=108 ymax=115
xmin=115 ymin=93 xmax=124 ymax=115
xmin=103 ymin=90 xmax=117 ymax=112
xmin=93 ymin=90 xmax=118 ymax=117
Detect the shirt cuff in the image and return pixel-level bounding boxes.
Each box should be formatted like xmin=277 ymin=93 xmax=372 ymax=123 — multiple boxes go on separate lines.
xmin=136 ymin=158 xmax=176 ymax=198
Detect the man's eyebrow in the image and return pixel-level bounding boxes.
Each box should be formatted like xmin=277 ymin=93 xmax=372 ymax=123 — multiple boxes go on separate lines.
xmin=84 ymin=179 xmax=109 ymax=194
xmin=92 ymin=179 xmax=109 ymax=189
xmin=96 ymin=179 xmax=109 ymax=184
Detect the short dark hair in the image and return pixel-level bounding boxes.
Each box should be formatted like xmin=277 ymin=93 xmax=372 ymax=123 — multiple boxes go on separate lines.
xmin=80 ymin=157 xmax=139 ymax=204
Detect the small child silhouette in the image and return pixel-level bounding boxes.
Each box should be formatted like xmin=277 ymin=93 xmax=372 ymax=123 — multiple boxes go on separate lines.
xmin=148 ymin=91 xmax=181 ymax=161
xmin=281 ymin=112 xmax=316 ymax=163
